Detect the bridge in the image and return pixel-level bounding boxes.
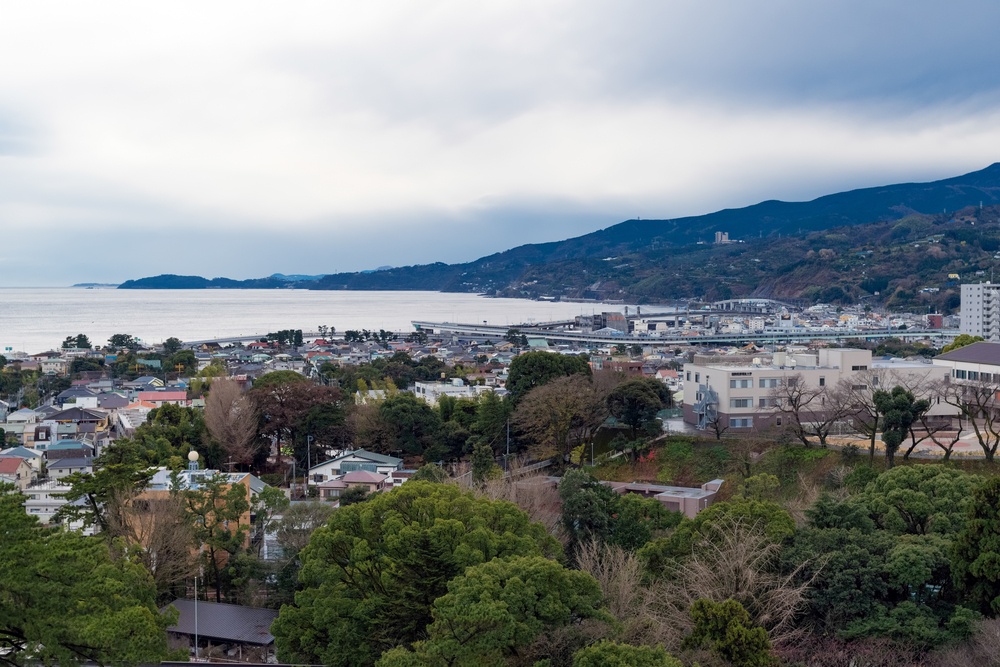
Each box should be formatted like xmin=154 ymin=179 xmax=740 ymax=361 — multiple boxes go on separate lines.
xmin=411 ymin=321 xmax=958 ymax=346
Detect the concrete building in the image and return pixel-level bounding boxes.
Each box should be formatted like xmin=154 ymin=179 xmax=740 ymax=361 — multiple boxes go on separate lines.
xmin=961 ymin=283 xmax=1000 ymax=340
xmin=683 ymin=348 xmax=953 ymax=433
xmin=933 ymin=341 xmax=1000 ymax=382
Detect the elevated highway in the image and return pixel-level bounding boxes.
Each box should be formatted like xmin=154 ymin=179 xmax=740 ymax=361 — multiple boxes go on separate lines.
xmin=411 ymin=321 xmax=957 ymax=347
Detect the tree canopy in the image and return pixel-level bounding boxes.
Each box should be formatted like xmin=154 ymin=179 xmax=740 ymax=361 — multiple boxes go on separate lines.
xmin=272 ymin=482 xmax=562 ymax=666
xmin=0 ymin=484 xmax=177 ymax=666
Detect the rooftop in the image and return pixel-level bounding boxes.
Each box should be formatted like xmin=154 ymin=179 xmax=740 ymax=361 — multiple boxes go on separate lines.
xmin=165 ymin=599 xmax=278 ymax=645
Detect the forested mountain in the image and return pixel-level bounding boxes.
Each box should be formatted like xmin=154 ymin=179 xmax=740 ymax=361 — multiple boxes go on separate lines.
xmin=121 ymin=163 xmax=1000 ymax=311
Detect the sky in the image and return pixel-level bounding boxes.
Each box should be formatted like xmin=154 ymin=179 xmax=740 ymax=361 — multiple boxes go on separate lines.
xmin=2 ymin=1 xmax=1000 ymax=285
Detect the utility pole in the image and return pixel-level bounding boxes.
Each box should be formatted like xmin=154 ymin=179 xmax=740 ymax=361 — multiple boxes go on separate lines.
xmin=194 ymin=575 xmax=199 ymax=661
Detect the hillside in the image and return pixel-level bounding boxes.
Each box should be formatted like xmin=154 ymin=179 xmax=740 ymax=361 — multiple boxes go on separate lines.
xmin=121 ymin=163 xmax=1000 ymax=310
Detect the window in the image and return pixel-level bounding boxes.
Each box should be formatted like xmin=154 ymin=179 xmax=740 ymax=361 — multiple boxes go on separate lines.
xmin=759 ymin=397 xmax=779 ymax=408
xmin=957 ymin=370 xmax=968 ymax=379
xmin=852 ymin=384 xmax=867 ymax=391
xmin=819 ymin=377 xmax=825 ymax=387
xmin=730 ymin=398 xmax=752 ymax=408
xmin=776 ymin=417 xmax=782 ymax=426
xmin=730 ymin=379 xmax=752 ymax=388
xmin=852 ymin=365 xmax=868 ymax=371
xmin=759 ymin=378 xmax=779 ymax=388
xmin=730 ymin=417 xmax=753 ymax=428
xmin=694 ymin=373 xmax=700 ymax=383
xmin=686 ymin=371 xmax=691 ymax=381
xmin=970 ymin=371 xmax=980 ymax=381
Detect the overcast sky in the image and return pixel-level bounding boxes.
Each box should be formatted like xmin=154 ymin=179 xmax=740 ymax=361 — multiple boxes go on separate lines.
xmin=2 ymin=1 xmax=1000 ymax=285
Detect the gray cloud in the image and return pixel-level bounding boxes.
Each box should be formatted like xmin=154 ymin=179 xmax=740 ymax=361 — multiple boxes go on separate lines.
xmin=0 ymin=1 xmax=998 ymax=285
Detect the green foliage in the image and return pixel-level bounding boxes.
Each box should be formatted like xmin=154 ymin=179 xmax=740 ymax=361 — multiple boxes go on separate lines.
xmin=942 ymin=334 xmax=984 ymax=353
xmin=253 ymin=369 xmax=310 ymax=388
xmin=272 ymin=482 xmax=561 ymax=666
xmin=162 ymin=336 xmax=183 ymax=354
xmin=606 ymin=377 xmax=665 ymax=438
xmin=506 ymin=351 xmax=591 ymax=404
xmin=785 ymin=468 xmax=983 ymax=648
xmin=572 ymin=641 xmax=682 ymax=667
xmin=0 ymin=484 xmax=177 ymax=666
xmin=471 ymin=441 xmax=501 ymax=484
xmin=338 ymin=485 xmax=370 ymax=506
xmin=408 ymin=556 xmax=611 ymax=666
xmin=860 ymin=465 xmax=980 ymax=536
xmin=378 ymin=392 xmax=444 ymax=457
xmin=952 ymin=477 xmax=1000 ymax=615
xmin=873 ymin=386 xmax=930 ymax=469
xmin=108 ymin=333 xmax=140 ymax=350
xmin=559 ymin=469 xmax=678 ymax=555
xmin=411 ymin=464 xmax=450 ymax=483
xmin=55 ymin=438 xmax=156 ymax=532
xmin=683 ymin=598 xmax=775 ymax=667
xmin=181 ymin=473 xmax=251 ymax=602
xmin=62 ymin=333 xmax=91 ymax=349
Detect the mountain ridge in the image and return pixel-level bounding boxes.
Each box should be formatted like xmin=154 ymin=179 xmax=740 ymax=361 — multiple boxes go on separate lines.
xmin=119 ymin=163 xmax=1000 ymax=310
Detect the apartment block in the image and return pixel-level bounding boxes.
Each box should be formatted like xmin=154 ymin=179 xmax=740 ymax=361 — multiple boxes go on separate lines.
xmin=960 ymin=283 xmax=1000 ymax=340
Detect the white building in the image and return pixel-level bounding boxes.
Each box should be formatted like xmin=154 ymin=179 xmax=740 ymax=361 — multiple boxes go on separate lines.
xmin=961 ymin=283 xmax=1000 ymax=340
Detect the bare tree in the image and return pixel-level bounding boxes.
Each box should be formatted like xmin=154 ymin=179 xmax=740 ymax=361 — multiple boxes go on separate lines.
xmin=205 ymin=378 xmax=261 ymax=466
xmin=771 ymin=375 xmax=853 ymax=448
xmin=513 ymin=375 xmax=607 ymax=461
xmin=944 ymin=377 xmax=1000 ymax=462
xmin=705 ymin=414 xmax=729 ymax=440
xmin=107 ymin=491 xmax=197 ymax=598
xmin=576 ymin=540 xmax=681 ymax=648
xmin=654 ymin=518 xmax=812 ymax=647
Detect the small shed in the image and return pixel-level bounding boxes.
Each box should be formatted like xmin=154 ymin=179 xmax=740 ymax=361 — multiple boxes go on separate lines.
xmin=165 ymin=599 xmax=279 ymax=661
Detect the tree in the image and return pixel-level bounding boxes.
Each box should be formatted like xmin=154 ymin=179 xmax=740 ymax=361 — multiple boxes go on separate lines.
xmin=252 ymin=380 xmax=347 ymax=471
xmin=402 ymin=556 xmax=611 ymax=666
xmin=514 ymin=375 xmax=607 ymax=461
xmin=770 ymin=375 xmax=853 ymax=447
xmin=683 ymin=598 xmax=776 ymax=667
xmin=560 ymin=469 xmax=677 ymax=555
xmin=62 ymin=333 xmax=91 ymax=349
xmin=162 ymin=336 xmax=183 ymax=355
xmin=411 ymin=464 xmax=449 ymax=483
xmin=573 ymin=641 xmax=682 ymax=667
xmin=942 ymin=334 xmax=984 ymax=353
xmin=506 ymin=351 xmax=591 ymax=404
xmin=470 ymin=441 xmax=501 ymax=484
xmin=55 ymin=438 xmax=157 ymax=534
xmin=944 ymin=376 xmax=1000 ymax=462
xmin=205 ymin=378 xmax=261 ymax=466
xmin=181 ymin=473 xmax=251 ymax=602
xmin=108 ymin=333 xmax=140 ymax=350
xmin=338 ymin=485 xmax=370 ymax=506
xmin=0 ymin=484 xmax=178 ymax=666
xmin=377 ymin=393 xmax=442 ymax=458
xmin=873 ymin=386 xmax=929 ymax=469
xmin=606 ymin=377 xmax=665 ymax=439
xmin=271 ymin=482 xmax=561 ymax=666
xmin=952 ymin=477 xmax=1000 ymax=615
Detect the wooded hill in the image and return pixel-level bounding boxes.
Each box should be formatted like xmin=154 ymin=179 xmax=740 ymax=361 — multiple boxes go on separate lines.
xmin=121 ymin=163 xmax=1000 ymax=311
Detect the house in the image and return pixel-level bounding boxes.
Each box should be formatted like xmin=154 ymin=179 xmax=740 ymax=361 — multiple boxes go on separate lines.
xmin=39 ymin=358 xmax=69 ymax=376
xmin=0 ymin=446 xmax=43 ymax=474
xmin=23 ymin=479 xmax=74 ymax=525
xmin=46 ymin=456 xmax=94 ymax=481
xmin=308 ymin=449 xmax=403 ymax=485
xmin=137 ymin=390 xmax=189 ymax=407
xmin=165 ymin=599 xmax=279 ymax=661
xmin=6 ymin=408 xmax=40 ymax=424
xmin=0 ymin=456 xmax=34 ymax=490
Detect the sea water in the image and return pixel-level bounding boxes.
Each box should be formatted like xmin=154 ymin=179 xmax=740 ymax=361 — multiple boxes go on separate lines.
xmin=0 ymin=288 xmax=631 ymax=354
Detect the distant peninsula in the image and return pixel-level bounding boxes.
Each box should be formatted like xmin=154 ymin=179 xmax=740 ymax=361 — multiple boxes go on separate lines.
xmin=118 ymin=273 xmax=323 ymax=289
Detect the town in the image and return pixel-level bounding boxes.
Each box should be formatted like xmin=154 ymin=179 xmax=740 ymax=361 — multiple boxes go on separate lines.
xmin=3 ymin=287 xmax=1000 ymax=666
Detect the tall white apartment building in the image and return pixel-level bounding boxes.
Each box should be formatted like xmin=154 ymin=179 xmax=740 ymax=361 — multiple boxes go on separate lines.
xmin=961 ymin=283 xmax=1000 ymax=340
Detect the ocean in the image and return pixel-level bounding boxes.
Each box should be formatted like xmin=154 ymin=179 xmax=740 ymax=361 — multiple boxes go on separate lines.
xmin=0 ymin=288 xmax=630 ymax=354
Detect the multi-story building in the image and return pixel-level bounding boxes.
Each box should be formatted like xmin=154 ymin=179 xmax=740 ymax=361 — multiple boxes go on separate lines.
xmin=683 ymin=348 xmax=953 ymax=432
xmin=960 ymin=283 xmax=1000 ymax=340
